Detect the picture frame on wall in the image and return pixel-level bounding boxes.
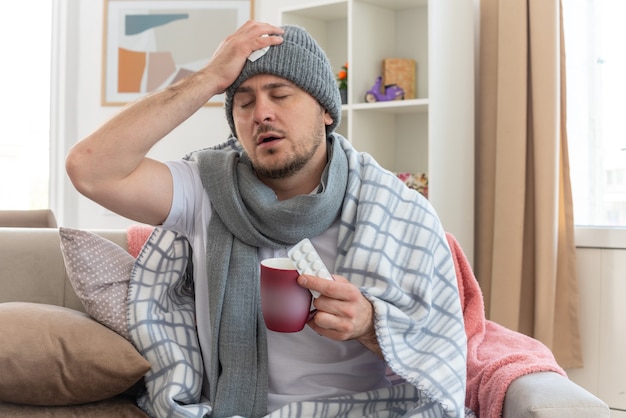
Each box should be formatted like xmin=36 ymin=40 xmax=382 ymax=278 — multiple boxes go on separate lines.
xmin=102 ymin=0 xmax=254 ymax=106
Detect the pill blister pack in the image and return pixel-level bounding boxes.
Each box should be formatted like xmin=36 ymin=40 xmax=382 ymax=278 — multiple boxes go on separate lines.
xmin=288 ymin=238 xmax=334 ymax=298
xmin=248 ymin=34 xmax=270 ymax=62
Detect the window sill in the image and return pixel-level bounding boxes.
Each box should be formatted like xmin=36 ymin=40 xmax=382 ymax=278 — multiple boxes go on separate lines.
xmin=575 ymin=226 xmax=626 ymax=250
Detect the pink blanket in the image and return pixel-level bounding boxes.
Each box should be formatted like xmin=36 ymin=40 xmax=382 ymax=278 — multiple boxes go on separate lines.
xmin=127 ymin=224 xmax=155 ymax=258
xmin=446 ymin=233 xmax=566 ymax=417
xmin=126 ymin=226 xmax=566 ymax=416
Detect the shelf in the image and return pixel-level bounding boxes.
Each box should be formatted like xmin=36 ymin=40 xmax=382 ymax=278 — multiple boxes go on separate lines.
xmin=357 ymin=0 xmax=428 ymax=11
xmin=350 ymin=98 xmax=428 ymax=114
xmin=281 ymin=0 xmax=475 ymax=261
xmin=281 ymin=1 xmax=348 ymax=20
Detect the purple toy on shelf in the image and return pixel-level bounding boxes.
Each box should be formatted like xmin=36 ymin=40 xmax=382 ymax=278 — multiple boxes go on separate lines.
xmin=364 ymin=76 xmax=405 ymax=102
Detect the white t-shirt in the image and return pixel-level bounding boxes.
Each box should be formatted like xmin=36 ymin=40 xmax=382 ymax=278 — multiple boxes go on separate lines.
xmin=163 ymin=159 xmax=390 ymax=413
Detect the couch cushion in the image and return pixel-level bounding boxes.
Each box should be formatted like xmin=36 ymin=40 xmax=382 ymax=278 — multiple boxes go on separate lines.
xmin=0 ymin=228 xmax=68 ymax=306
xmin=0 ymin=302 xmax=150 ymax=406
xmin=0 ymin=396 xmax=149 ymax=417
xmin=59 ymin=227 xmax=133 ymax=339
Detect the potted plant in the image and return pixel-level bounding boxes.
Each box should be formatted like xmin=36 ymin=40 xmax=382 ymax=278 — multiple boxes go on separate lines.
xmin=336 ymin=62 xmax=348 ymax=104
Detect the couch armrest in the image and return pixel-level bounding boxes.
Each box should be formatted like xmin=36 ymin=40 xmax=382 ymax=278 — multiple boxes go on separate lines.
xmin=502 ymin=371 xmax=610 ymax=418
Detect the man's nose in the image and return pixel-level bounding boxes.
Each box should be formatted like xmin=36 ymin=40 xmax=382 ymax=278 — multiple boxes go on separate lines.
xmin=253 ymin=96 xmax=275 ymax=124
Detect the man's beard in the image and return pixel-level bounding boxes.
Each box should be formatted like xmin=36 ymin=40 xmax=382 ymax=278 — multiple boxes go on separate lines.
xmin=252 ymin=137 xmax=322 ymax=179
xmin=251 ymin=118 xmax=326 ymax=179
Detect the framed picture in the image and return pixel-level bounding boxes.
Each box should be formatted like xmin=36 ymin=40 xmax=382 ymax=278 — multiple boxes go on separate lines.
xmin=102 ymin=0 xmax=254 ymax=106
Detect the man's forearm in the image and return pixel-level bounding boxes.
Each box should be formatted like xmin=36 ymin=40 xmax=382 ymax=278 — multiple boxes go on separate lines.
xmin=67 ymin=69 xmax=218 ymax=185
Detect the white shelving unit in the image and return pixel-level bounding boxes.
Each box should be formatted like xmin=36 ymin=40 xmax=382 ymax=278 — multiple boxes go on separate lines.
xmin=281 ymin=0 xmax=475 ymax=261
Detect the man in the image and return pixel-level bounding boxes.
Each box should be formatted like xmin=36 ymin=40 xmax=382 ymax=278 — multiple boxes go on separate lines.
xmin=67 ymin=21 xmax=467 ymax=417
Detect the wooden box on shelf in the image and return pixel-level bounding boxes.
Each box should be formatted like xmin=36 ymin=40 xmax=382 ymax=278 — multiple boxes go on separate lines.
xmin=382 ymin=58 xmax=417 ymax=99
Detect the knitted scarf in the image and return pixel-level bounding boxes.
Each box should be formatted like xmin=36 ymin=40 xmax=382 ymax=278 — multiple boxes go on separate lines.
xmin=189 ymin=137 xmax=347 ymax=418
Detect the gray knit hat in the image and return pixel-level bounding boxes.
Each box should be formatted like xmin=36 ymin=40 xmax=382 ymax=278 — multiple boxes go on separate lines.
xmin=224 ymin=25 xmax=341 ymax=137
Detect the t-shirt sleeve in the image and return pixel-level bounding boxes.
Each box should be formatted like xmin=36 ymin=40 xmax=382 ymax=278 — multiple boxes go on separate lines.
xmin=162 ymin=159 xmax=208 ymax=236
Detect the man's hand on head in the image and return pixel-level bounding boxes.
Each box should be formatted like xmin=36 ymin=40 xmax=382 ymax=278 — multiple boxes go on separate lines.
xmin=204 ymin=21 xmax=284 ymax=94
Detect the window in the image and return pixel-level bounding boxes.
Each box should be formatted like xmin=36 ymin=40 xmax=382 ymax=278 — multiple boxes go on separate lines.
xmin=563 ymin=0 xmax=626 ymax=227
xmin=0 ymin=2 xmax=52 ymax=210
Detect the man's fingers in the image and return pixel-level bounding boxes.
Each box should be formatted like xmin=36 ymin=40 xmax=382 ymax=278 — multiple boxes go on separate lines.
xmin=298 ymin=274 xmax=339 ymax=298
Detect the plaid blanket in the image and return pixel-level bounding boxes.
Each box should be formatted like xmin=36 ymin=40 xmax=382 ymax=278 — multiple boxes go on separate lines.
xmin=127 ymin=135 xmax=469 ymax=417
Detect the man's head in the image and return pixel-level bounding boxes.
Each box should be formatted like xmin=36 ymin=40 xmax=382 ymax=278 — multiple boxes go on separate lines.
xmin=224 ymin=25 xmax=341 ymax=138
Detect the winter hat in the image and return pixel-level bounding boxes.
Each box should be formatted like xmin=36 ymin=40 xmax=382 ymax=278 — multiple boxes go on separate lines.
xmin=224 ymin=25 xmax=342 ymax=137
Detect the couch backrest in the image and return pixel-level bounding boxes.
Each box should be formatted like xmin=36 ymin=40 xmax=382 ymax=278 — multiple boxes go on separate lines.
xmin=0 ymin=228 xmax=127 ymax=311
xmin=0 ymin=209 xmax=58 ymax=228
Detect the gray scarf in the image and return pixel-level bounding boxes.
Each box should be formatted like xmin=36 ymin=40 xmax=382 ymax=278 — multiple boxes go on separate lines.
xmin=189 ymin=136 xmax=348 ymax=417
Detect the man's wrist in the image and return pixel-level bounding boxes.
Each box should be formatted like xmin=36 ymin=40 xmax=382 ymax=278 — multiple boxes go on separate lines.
xmin=358 ymin=327 xmax=383 ymax=359
xmin=357 ymin=300 xmax=383 ymax=358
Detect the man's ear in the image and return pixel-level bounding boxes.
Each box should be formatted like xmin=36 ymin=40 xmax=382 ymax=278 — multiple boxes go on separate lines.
xmin=324 ymin=111 xmax=334 ymax=127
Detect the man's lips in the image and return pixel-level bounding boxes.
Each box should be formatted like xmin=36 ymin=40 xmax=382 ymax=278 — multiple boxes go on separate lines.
xmin=256 ymin=132 xmax=284 ymax=145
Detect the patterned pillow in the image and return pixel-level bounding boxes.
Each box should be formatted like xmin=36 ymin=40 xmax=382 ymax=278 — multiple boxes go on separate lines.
xmin=0 ymin=302 xmax=150 ymax=406
xmin=59 ymin=227 xmax=132 ymax=339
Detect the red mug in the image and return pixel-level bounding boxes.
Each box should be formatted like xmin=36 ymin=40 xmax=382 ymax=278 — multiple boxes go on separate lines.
xmin=260 ymin=257 xmax=312 ymax=332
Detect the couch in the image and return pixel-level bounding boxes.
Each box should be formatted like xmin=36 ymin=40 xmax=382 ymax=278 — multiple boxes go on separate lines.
xmin=0 ymin=227 xmax=610 ymax=417
xmin=0 ymin=227 xmax=149 ymax=417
